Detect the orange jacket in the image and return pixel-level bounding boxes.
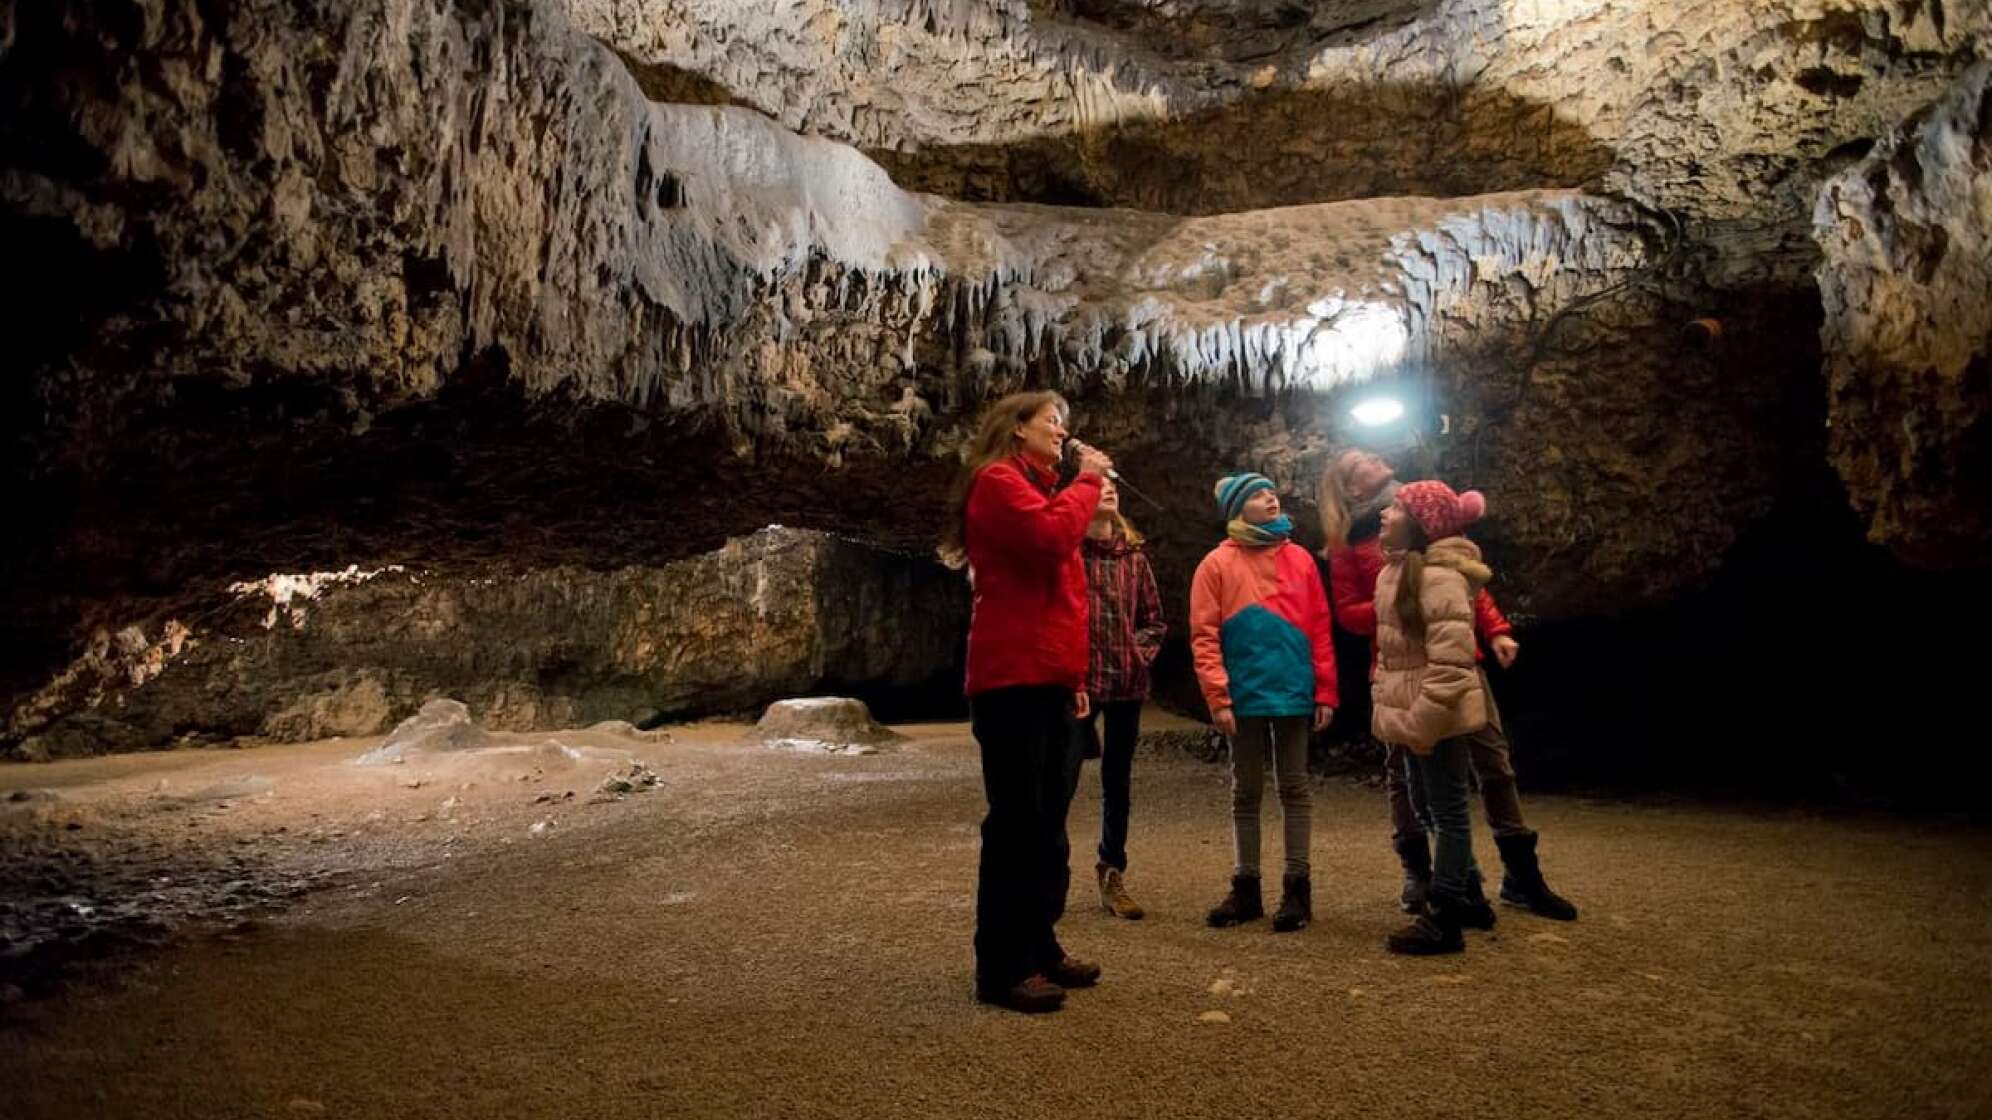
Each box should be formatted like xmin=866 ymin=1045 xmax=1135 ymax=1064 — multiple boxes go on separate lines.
xmin=1189 ymin=539 xmax=1338 ymax=718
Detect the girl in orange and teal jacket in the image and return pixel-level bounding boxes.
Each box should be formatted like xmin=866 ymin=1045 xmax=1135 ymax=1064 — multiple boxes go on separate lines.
xmin=1190 ymin=472 xmax=1338 ymax=933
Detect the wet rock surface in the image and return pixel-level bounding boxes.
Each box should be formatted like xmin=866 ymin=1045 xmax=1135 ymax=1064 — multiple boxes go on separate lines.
xmin=1 ymin=787 xmax=336 ymax=1001
xmin=0 ymin=724 xmax=668 ymax=1002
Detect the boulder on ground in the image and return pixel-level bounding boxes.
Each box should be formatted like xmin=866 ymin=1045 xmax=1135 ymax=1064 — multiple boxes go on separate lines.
xmin=586 ymin=720 xmax=675 ymax=744
xmin=748 ymin=698 xmax=901 ymax=755
xmin=354 ymin=699 xmax=490 ymax=765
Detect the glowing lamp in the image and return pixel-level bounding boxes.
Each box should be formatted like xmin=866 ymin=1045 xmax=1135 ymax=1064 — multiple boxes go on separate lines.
xmin=1350 ymin=397 xmax=1405 ymax=427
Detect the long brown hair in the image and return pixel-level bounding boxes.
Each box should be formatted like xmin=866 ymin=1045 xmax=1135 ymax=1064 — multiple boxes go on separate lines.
xmin=1095 ymin=507 xmax=1146 ymax=548
xmin=1317 ymin=449 xmax=1365 ymax=557
xmin=937 ymin=391 xmax=1068 ymax=570
xmin=1392 ymin=514 xmax=1433 ymax=642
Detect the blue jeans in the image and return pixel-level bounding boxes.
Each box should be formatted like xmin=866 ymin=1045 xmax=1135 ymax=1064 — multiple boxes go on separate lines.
xmin=1407 ymin=737 xmax=1477 ymax=899
xmin=1078 ymin=700 xmax=1142 ymax=872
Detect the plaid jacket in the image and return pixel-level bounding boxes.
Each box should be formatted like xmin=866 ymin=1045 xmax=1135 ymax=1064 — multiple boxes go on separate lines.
xmin=1082 ymin=535 xmax=1166 ymax=702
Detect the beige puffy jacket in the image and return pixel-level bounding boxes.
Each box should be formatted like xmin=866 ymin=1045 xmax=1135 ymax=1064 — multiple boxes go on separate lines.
xmin=1371 ymin=537 xmax=1492 ymax=754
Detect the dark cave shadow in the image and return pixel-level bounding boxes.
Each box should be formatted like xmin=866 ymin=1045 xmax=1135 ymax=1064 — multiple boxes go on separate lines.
xmin=868 ymin=80 xmax=1614 ymax=215
xmin=1039 ymin=0 xmax=1447 ymax=62
xmin=2 ymin=363 xmax=962 ymax=707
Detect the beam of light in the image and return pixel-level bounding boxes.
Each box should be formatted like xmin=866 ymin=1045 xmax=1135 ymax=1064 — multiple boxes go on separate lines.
xmin=1350 ymin=397 xmax=1405 ymax=426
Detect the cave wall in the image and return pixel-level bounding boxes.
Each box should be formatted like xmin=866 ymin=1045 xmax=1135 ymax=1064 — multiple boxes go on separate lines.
xmin=2 ymin=0 xmax=1806 ymax=623
xmin=8 ymin=528 xmax=968 ymax=758
xmin=1815 ymin=60 xmax=1992 ymax=566
xmin=2 ymin=0 xmax=1988 ymax=769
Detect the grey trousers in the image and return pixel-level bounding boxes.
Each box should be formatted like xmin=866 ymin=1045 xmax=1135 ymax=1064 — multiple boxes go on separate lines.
xmin=1228 ymin=715 xmax=1312 ymax=877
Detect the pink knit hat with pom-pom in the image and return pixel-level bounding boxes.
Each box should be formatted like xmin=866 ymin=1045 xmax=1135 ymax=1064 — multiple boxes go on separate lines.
xmin=1395 ymin=480 xmax=1486 ymax=541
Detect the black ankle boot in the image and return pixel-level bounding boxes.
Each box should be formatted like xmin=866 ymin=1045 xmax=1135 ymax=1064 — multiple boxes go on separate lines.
xmin=1459 ymin=869 xmax=1498 ymax=930
xmin=1496 ymin=831 xmax=1578 ymax=921
xmin=1206 ymin=873 xmax=1264 ymax=927
xmin=1386 ymin=892 xmax=1467 ymax=956
xmin=1391 ymin=833 xmax=1431 ymax=915
xmin=1272 ymin=872 xmax=1312 ymax=932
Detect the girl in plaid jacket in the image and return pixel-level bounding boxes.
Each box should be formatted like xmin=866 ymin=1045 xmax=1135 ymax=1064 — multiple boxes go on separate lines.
xmin=1078 ymin=478 xmax=1167 ymax=920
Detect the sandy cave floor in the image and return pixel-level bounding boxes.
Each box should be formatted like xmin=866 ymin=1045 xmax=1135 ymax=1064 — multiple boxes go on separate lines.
xmin=2 ymin=711 xmax=1990 ymax=1119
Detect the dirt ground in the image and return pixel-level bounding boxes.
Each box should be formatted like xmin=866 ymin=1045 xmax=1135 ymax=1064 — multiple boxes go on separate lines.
xmin=3 ymin=711 xmax=1989 ymax=1119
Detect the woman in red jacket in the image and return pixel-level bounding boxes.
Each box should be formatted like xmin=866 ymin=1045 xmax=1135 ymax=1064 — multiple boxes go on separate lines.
xmin=1320 ymin=449 xmax=1576 ymax=922
xmin=939 ymin=391 xmax=1113 ymax=1014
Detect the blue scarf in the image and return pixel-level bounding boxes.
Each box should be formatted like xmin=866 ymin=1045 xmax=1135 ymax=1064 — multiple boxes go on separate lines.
xmin=1227 ymin=514 xmax=1294 ymax=548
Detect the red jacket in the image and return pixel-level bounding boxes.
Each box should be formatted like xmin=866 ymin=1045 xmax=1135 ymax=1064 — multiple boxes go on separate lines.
xmin=962 ymin=456 xmax=1104 ymax=697
xmin=1329 ymin=534 xmax=1512 ymax=662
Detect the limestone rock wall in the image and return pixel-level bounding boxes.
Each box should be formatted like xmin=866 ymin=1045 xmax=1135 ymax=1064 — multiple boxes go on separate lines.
xmin=4 ymin=0 xmax=1779 ymax=622
xmin=8 ymin=529 xmax=969 ymax=758
xmin=3 ymin=0 xmax=1974 ymax=754
xmin=1814 ymin=61 xmax=1992 ymax=566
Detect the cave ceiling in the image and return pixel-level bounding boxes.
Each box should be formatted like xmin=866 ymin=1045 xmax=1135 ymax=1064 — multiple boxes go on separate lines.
xmin=571 ymin=0 xmax=1985 ymax=286
xmin=0 ymin=0 xmax=1988 ymax=725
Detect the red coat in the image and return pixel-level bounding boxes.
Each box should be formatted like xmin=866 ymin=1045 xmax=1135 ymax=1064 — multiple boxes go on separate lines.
xmin=962 ymin=456 xmax=1104 ymax=697
xmin=1329 ymin=534 xmax=1512 ymax=663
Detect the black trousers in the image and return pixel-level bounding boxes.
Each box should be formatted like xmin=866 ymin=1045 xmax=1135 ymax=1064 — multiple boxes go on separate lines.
xmin=972 ymin=685 xmax=1082 ymax=988
xmin=1077 ymin=699 xmax=1143 ymax=872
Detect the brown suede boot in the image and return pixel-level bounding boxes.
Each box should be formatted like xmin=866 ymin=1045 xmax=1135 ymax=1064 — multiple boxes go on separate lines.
xmin=1385 ymin=893 xmax=1468 ymax=956
xmin=1044 ymin=954 xmax=1102 ymax=989
xmin=1097 ymin=864 xmax=1146 ymax=920
xmin=975 ymin=974 xmax=1066 ymax=1013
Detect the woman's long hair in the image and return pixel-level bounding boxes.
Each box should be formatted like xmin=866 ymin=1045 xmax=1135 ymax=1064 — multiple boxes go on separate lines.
xmin=1393 ymin=515 xmax=1434 ymax=643
xmin=938 ymin=391 xmax=1068 ymax=570
xmin=1317 ymin=449 xmax=1364 ymax=557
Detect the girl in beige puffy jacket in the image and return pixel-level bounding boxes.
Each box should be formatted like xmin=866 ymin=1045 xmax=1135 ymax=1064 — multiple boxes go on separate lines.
xmin=1373 ymin=481 xmax=1497 ymax=956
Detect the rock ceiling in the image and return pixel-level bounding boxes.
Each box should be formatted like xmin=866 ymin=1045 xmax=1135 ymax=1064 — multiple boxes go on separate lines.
xmin=0 ymin=0 xmax=1987 ymax=746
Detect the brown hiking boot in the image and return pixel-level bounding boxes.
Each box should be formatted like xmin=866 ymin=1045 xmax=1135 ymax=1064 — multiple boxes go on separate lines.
xmin=975 ymin=974 xmax=1066 ymax=1013
xmin=1386 ymin=893 xmax=1468 ymax=956
xmin=1097 ymin=864 xmax=1146 ymax=920
xmin=1045 ymin=955 xmax=1102 ymax=989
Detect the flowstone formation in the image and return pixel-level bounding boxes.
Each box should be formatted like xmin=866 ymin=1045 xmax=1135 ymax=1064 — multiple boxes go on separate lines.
xmin=3 ymin=0 xmax=1988 ymax=753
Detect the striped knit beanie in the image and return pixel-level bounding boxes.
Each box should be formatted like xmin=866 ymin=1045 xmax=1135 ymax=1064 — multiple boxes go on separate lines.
xmin=1214 ymin=473 xmax=1275 ymax=521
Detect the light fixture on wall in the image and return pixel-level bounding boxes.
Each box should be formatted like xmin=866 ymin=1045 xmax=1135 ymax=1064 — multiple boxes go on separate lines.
xmin=1350 ymin=397 xmax=1405 ymax=426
